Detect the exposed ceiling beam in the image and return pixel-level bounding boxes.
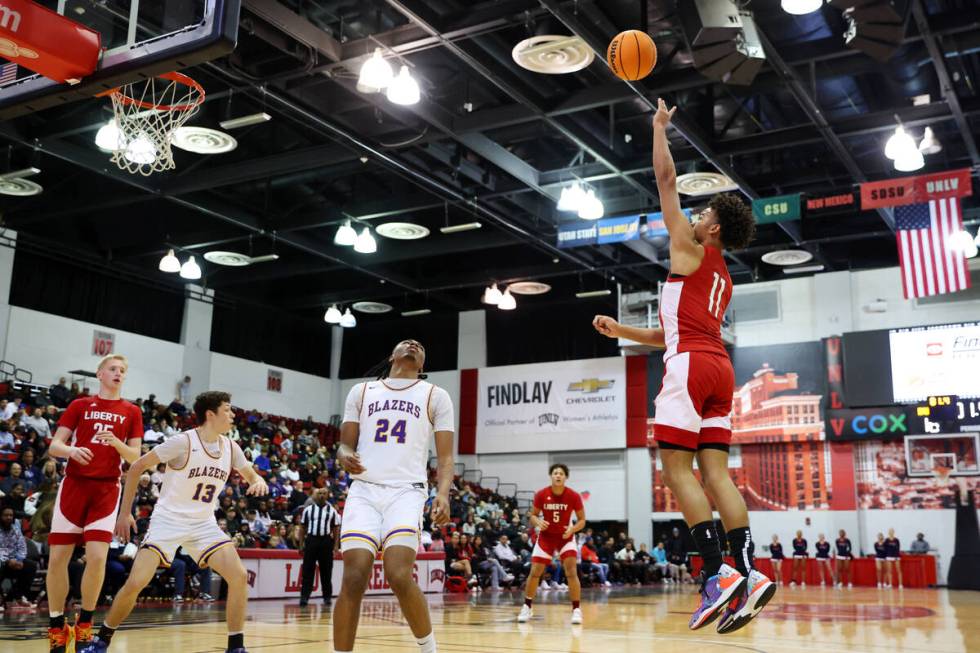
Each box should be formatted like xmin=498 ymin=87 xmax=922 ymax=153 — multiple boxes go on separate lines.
xmin=756 ymin=27 xmax=895 ymax=231
xmin=242 ymin=0 xmax=342 ymax=62
xmin=383 ymin=0 xmax=658 ymax=204
xmin=911 ymin=0 xmax=980 ymax=167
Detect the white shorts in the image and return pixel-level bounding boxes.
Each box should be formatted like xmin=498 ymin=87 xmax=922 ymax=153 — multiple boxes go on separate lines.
xmin=141 ymin=510 xmax=232 ymax=568
xmin=340 ymin=480 xmax=427 ymax=555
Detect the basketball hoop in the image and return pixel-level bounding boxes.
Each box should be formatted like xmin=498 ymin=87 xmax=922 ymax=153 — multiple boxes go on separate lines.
xmin=101 ymin=72 xmax=205 ymax=176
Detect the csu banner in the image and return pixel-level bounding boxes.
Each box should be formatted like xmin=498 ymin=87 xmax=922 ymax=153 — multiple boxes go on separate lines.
xmin=476 ymin=357 xmax=626 ymax=453
xmin=753 ymin=194 xmax=801 ymax=223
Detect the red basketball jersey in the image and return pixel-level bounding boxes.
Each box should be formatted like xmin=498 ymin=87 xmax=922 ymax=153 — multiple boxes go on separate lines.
xmin=659 ymin=245 xmax=732 ymax=360
xmin=533 ymin=486 xmax=583 ymax=536
xmin=58 ymin=396 xmax=143 ymax=480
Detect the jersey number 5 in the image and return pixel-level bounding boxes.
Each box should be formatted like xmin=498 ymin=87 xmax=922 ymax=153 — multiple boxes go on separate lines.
xmin=708 ymin=272 xmax=726 ymax=318
xmin=374 ymin=419 xmax=407 ymax=444
xmin=192 ymin=483 xmax=216 ymax=503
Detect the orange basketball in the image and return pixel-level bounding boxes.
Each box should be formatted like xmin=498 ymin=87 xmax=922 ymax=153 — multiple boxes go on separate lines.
xmin=607 ymin=30 xmax=657 ymax=81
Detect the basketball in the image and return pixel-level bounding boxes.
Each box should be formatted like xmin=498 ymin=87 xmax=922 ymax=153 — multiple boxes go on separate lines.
xmin=607 ymin=30 xmax=657 ymax=81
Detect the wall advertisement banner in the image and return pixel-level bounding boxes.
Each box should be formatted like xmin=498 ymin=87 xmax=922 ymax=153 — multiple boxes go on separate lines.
xmin=239 ymin=552 xmax=446 ymax=599
xmin=476 ymin=357 xmax=625 ymax=454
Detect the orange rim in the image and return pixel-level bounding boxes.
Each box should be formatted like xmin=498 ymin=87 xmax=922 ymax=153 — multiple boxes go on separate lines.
xmin=99 ymin=72 xmax=205 ymax=112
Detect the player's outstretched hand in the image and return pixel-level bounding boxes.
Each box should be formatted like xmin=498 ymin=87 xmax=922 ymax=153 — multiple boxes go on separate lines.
xmin=70 ymin=446 xmax=94 ymax=465
xmin=563 ymin=527 xmax=575 ymax=540
xmin=531 ymin=515 xmax=549 ymax=532
xmin=431 ymin=494 xmax=451 ymax=527
xmin=115 ymin=513 xmax=136 ymax=543
xmin=339 ymin=450 xmax=366 ymax=475
xmin=653 ymin=97 xmax=677 ymax=129
xmin=592 ymin=315 xmax=620 ymax=338
xmin=246 ymin=478 xmax=269 ymax=496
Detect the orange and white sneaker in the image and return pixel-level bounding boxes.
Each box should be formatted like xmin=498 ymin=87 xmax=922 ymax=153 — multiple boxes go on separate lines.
xmin=689 ymin=564 xmax=745 ymax=630
xmin=48 ymin=624 xmax=72 ymax=653
xmin=717 ymin=569 xmax=777 ymax=634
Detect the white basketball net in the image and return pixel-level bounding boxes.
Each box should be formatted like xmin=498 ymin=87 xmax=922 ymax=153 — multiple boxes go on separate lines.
xmin=105 ymin=74 xmax=204 ymax=176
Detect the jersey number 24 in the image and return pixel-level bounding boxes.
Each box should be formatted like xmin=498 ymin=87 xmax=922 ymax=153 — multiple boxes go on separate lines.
xmin=374 ymin=419 xmax=407 ymax=443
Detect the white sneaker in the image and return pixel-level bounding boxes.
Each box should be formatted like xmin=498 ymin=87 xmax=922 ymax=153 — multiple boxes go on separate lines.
xmin=604 ymin=580 xmax=612 ymax=587
xmin=848 ymin=583 xmax=853 ymax=588
xmin=518 ymin=604 xmax=533 ymax=623
xmin=801 ymin=582 xmax=806 ymax=588
xmin=877 ymin=582 xmax=883 ymax=588
xmin=503 ymin=574 xmax=515 ymax=583
xmin=571 ymin=608 xmax=583 ymax=625
xmin=557 ymin=583 xmax=568 ymax=590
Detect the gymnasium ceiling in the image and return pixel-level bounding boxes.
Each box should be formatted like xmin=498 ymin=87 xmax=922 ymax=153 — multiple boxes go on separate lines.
xmin=1 ymin=0 xmax=979 ymax=319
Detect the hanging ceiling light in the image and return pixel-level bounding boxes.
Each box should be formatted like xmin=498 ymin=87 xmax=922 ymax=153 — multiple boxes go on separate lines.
xmin=324 ymin=305 xmax=343 ymax=324
xmin=497 ymin=288 xmax=517 ymax=310
xmin=334 ymin=220 xmax=357 ymax=246
xmin=158 ymin=248 xmax=181 ymax=273
xmin=781 ymin=0 xmax=823 ymax=15
xmin=386 ymin=65 xmax=421 ymax=106
xmin=578 ymin=189 xmax=604 ymax=220
xmin=179 ymin=255 xmax=202 ymax=280
xmin=339 ymin=308 xmax=357 ymax=328
xmin=918 ymin=126 xmax=942 ymax=155
xmin=884 ymin=126 xmax=916 ymax=160
xmin=353 ymin=227 xmax=377 ymax=253
xmin=894 ymin=147 xmax=924 ymax=172
xmin=483 ymin=283 xmax=503 ymax=305
xmin=124 ymin=133 xmax=157 ymax=165
xmin=95 ymin=119 xmax=124 ymax=151
xmin=357 ymin=48 xmax=394 ymax=93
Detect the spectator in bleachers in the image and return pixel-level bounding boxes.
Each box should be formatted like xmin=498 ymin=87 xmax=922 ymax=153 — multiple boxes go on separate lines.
xmin=445 ymin=532 xmax=475 ymax=586
xmin=462 ymin=514 xmax=477 ymax=536
xmin=234 ymin=522 xmax=257 ymax=548
xmin=20 ymin=407 xmax=51 ymax=439
xmin=0 ymin=506 xmax=38 ymax=607
xmin=19 ymin=449 xmax=41 ymax=485
xmin=651 ymin=541 xmax=670 ymax=582
xmin=0 ymin=421 xmax=15 ymax=452
xmin=581 ymin=539 xmax=610 ymax=587
xmin=598 ymin=537 xmax=620 ymax=584
xmin=49 ymin=378 xmax=70 ymax=408
xmin=1 ymin=463 xmax=33 ymax=494
xmin=171 ymin=549 xmax=213 ymax=602
xmin=0 ymin=398 xmax=17 ymax=421
xmin=134 ymin=473 xmax=158 ymax=509
xmin=472 ymin=535 xmax=514 ymax=590
xmin=143 ymin=420 xmax=163 ymax=446
xmin=245 ymin=509 xmax=267 ymax=538
xmin=493 ymin=535 xmax=522 ymax=577
xmin=910 ymin=532 xmax=930 ymax=554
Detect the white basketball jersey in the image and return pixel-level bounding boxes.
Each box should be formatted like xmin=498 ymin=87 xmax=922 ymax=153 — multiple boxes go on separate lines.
xmin=355 ymin=379 xmax=436 ymax=486
xmin=155 ymin=430 xmax=232 ymax=521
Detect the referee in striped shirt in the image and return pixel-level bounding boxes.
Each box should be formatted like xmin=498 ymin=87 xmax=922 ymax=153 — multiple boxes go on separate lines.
xmin=299 ymin=487 xmax=341 ymax=606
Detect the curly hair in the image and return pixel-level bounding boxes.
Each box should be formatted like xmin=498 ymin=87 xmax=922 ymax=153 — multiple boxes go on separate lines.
xmin=709 ymin=193 xmax=756 ymax=250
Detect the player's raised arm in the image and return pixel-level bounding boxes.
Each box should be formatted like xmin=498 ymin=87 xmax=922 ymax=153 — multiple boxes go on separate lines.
xmin=652 ymin=98 xmax=702 ymax=271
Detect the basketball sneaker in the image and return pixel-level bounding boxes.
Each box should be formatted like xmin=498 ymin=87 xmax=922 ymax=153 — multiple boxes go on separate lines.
xmin=716 ymin=569 xmax=777 ymax=634
xmin=571 ymin=608 xmax=583 ymax=625
xmin=517 ymin=605 xmax=533 ymax=623
xmin=77 ymin=637 xmax=109 ymax=653
xmin=48 ymin=624 xmax=72 ymax=653
xmin=689 ymin=564 xmax=745 ymax=630
xmin=75 ymin=621 xmax=94 ymax=649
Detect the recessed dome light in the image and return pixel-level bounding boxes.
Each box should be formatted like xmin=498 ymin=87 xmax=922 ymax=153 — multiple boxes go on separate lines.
xmin=352 ymin=301 xmax=393 ymax=314
xmin=761 ymin=250 xmax=814 ymax=266
xmin=172 ymin=126 xmax=238 ymax=154
xmin=376 ymin=222 xmax=430 ymax=240
xmin=508 ymin=281 xmax=552 ymax=295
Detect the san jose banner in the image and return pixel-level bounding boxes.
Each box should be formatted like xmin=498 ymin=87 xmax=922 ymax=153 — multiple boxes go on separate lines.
xmin=476 ymin=357 xmax=626 ymax=453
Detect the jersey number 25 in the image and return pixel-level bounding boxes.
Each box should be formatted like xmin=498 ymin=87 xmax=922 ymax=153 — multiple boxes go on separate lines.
xmin=374 ymin=419 xmax=407 ymax=443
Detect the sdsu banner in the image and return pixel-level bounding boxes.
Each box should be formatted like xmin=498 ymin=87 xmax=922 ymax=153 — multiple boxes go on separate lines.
xmin=476 ymin=357 xmax=626 ymax=453
xmin=860 ymin=168 xmax=972 ymax=210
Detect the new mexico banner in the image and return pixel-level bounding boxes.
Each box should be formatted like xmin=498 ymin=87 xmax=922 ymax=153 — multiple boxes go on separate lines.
xmin=476 ymin=357 xmax=626 ymax=453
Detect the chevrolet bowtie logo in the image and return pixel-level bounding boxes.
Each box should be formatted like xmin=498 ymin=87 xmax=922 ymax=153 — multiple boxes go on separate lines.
xmin=568 ymin=378 xmax=614 ymax=393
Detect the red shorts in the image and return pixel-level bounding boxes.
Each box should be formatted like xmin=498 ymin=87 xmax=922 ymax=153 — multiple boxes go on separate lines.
xmin=49 ymin=475 xmax=121 ymax=545
xmin=653 ymin=351 xmax=734 ymax=450
xmin=531 ymin=536 xmax=577 ymax=566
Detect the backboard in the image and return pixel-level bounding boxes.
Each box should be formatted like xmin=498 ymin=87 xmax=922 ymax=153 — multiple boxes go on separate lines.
xmin=0 ymin=0 xmax=240 ymax=120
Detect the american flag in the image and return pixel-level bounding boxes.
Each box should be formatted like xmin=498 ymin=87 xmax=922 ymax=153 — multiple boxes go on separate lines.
xmin=895 ymin=197 xmax=972 ymax=299
xmin=0 ymin=62 xmax=17 ymax=85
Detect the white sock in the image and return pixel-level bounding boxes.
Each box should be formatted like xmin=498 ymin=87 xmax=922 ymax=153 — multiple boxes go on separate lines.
xmin=50 ymin=612 xmax=64 ymax=619
xmin=417 ymin=631 xmax=437 ymax=653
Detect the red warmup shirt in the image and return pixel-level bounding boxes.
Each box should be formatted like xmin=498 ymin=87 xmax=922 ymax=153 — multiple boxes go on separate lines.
xmin=58 ymin=396 xmax=144 ymax=480
xmin=533 ymin=486 xmax=583 ymax=540
xmin=658 ymin=245 xmax=733 ymax=361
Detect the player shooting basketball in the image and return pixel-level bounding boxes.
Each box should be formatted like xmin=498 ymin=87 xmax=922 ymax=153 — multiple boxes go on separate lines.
xmin=593 ymin=99 xmax=774 ymax=634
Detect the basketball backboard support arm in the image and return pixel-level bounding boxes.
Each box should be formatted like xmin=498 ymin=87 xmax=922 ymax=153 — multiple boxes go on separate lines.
xmin=0 ymin=0 xmax=240 ymax=120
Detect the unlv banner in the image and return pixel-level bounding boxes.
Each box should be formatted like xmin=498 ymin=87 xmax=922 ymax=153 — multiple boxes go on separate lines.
xmin=476 ymin=357 xmax=626 ymax=454
xmin=860 ymin=168 xmax=973 ymax=210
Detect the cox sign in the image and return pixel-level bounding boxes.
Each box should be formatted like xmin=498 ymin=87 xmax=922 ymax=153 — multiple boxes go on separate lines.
xmin=827 ymin=407 xmax=909 ymax=441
